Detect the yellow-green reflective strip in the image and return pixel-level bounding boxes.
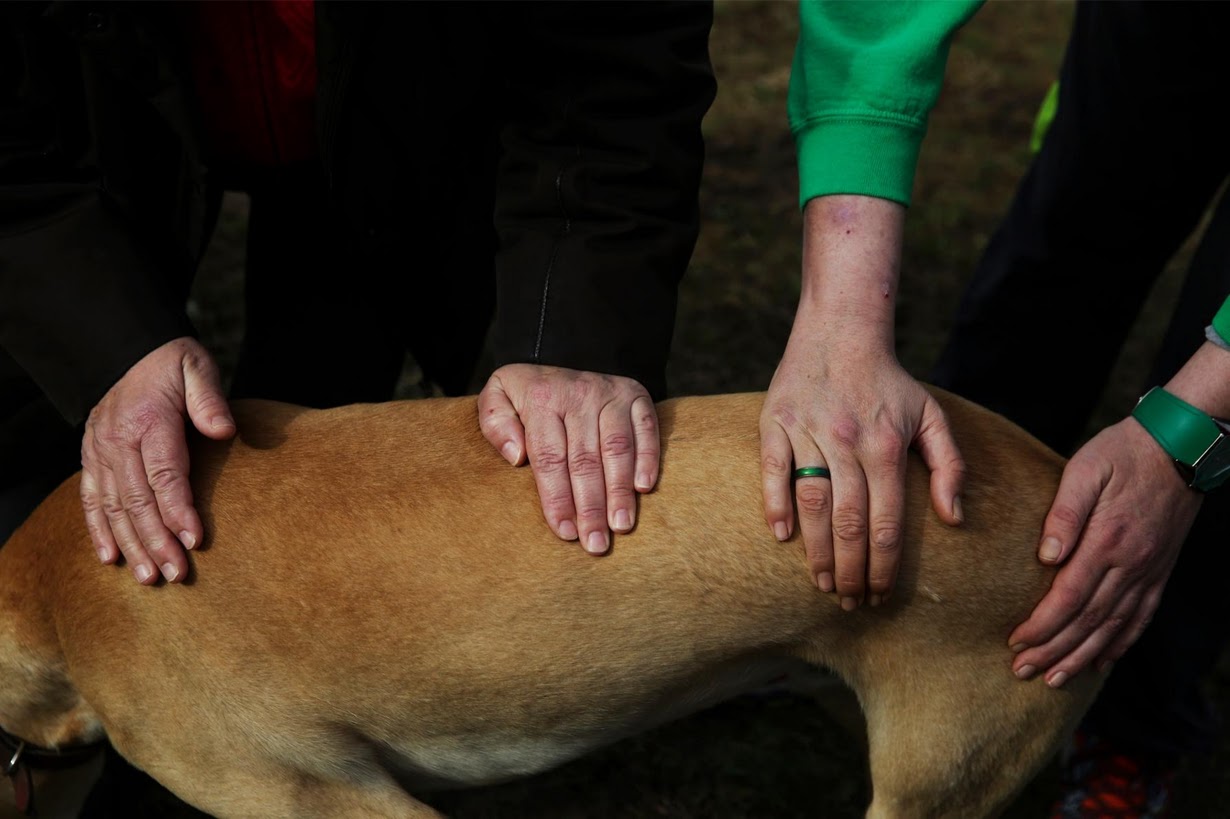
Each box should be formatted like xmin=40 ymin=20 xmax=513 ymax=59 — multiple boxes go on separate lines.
xmin=1030 ymin=81 xmax=1060 ymax=155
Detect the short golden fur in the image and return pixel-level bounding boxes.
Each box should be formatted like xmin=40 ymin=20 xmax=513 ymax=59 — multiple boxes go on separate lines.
xmin=0 ymin=389 xmax=1100 ymax=818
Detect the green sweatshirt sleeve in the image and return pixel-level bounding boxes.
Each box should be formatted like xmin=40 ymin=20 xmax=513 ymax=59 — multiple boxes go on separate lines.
xmin=789 ymin=0 xmax=983 ymax=208
xmin=1212 ymin=296 xmax=1230 ymax=344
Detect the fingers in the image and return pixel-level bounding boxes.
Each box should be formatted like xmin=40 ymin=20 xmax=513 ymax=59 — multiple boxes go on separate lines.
xmin=761 ymin=406 xmax=905 ymax=608
xmin=182 ymin=345 xmax=236 ymax=441
xmin=791 ymin=443 xmax=836 ymax=595
xmin=79 ymin=336 xmax=218 ymax=585
xmin=827 ymin=447 xmax=869 ymax=609
xmin=1009 ymin=550 xmax=1104 ymax=654
xmin=79 ymin=466 xmax=118 ymax=564
xmin=482 ymin=365 xmax=660 ymax=555
xmin=83 ymin=416 xmax=193 ymax=585
xmin=630 ymin=395 xmax=660 ymax=494
xmin=603 ymin=396 xmax=659 ymax=535
xmin=478 ymin=377 xmax=528 ymax=466
xmin=1006 ymin=419 xmax=1200 ymax=686
xmin=1036 ymin=458 xmax=1107 ymax=566
xmin=116 ymin=444 xmax=188 ymax=583
xmin=863 ymin=431 xmax=906 ymax=607
xmin=1011 ymin=571 xmax=1130 ymax=686
xmin=915 ymin=397 xmax=965 ymax=524
xmin=760 ymin=422 xmax=795 ymax=543
xmin=97 ymin=466 xmax=159 ymax=584
xmin=142 ymin=427 xmax=200 ymax=557
xmin=1094 ymin=585 xmax=1165 ymax=672
xmin=1011 ymin=567 xmax=1171 ymax=688
xmin=523 ymin=410 xmax=580 ymax=543
xmin=565 ymin=409 xmax=609 ymax=556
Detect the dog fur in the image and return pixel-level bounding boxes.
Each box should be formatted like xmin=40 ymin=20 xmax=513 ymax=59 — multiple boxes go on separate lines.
xmin=0 ymin=389 xmax=1101 ymax=818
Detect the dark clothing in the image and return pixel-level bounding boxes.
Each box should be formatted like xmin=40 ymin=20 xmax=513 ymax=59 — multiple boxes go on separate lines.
xmin=931 ymin=0 xmax=1230 ymax=449
xmin=931 ymin=0 xmax=1230 ymax=760
xmin=0 ymin=1 xmax=715 ymax=425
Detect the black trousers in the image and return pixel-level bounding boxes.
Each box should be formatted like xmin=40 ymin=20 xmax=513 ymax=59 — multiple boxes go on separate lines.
xmin=932 ymin=0 xmax=1230 ymax=759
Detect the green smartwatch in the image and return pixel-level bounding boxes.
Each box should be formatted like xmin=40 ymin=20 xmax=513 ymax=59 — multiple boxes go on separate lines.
xmin=1132 ymin=387 xmax=1230 ymax=492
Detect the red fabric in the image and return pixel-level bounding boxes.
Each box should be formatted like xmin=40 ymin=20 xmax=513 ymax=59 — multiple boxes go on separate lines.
xmin=185 ymin=0 xmax=317 ymax=167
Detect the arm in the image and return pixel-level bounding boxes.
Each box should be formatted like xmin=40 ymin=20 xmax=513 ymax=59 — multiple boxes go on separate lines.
xmin=761 ymin=196 xmax=964 ymax=607
xmin=764 ymin=0 xmax=980 ymax=605
xmin=1010 ymin=324 xmax=1230 ymax=686
xmin=479 ymin=2 xmax=715 ymax=553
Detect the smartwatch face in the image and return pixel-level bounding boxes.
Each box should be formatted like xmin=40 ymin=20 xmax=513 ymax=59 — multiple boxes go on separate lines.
xmin=1195 ymin=432 xmax=1230 ymax=491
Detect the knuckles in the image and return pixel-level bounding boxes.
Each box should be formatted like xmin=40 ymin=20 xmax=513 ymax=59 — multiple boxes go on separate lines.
xmin=795 ymin=484 xmax=831 ymax=517
xmin=600 ymin=432 xmax=634 ymax=460
xmin=870 ymin=521 xmax=902 ymax=553
xmin=567 ymin=448 xmax=603 ymax=478
xmin=1048 ymin=503 xmax=1087 ymax=533
xmin=145 ymin=464 xmax=184 ymax=496
xmin=831 ymin=507 xmax=869 ymax=544
xmin=760 ymin=451 xmax=792 ymax=478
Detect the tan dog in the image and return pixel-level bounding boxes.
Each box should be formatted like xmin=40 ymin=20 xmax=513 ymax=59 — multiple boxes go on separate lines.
xmin=0 ymin=389 xmax=1100 ymax=818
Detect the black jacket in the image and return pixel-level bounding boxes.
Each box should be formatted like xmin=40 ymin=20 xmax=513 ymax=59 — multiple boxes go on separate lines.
xmin=1 ymin=1 xmax=714 ymax=424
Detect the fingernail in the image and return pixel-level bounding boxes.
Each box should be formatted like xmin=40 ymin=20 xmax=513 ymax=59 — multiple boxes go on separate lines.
xmin=559 ymin=520 xmax=579 ymax=541
xmin=179 ymin=530 xmax=196 ymax=550
xmin=613 ymin=509 xmax=632 ymax=532
xmin=96 ymin=546 xmax=109 ymax=564
xmin=1047 ymin=671 xmax=1068 ymax=689
xmin=868 ymin=594 xmax=882 ymax=608
xmin=773 ymin=521 xmax=789 ymax=542
xmin=135 ymin=565 xmax=154 ymax=583
xmin=585 ymin=531 xmax=609 ymax=555
xmin=840 ymin=596 xmax=858 ymax=612
xmin=501 ymin=442 xmax=520 ymax=465
xmin=161 ymin=563 xmax=179 ymax=582
xmin=952 ymin=495 xmax=964 ymax=524
xmin=212 ymin=416 xmax=235 ymax=430
xmin=817 ymin=572 xmax=835 ymax=593
xmin=1010 ymin=642 xmax=1028 ymax=653
xmin=1039 ymin=536 xmax=1062 ymax=563
xmin=1015 ymin=664 xmax=1036 ymax=680
xmin=635 ymin=473 xmax=654 ymax=492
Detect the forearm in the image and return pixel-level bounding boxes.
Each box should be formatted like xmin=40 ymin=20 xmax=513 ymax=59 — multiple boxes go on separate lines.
xmin=794 ymin=195 xmax=905 ymax=351
xmin=1161 ymin=341 xmax=1230 ymax=419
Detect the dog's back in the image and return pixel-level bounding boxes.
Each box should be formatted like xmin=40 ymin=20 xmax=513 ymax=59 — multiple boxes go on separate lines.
xmin=2 ymin=389 xmax=1100 ymax=818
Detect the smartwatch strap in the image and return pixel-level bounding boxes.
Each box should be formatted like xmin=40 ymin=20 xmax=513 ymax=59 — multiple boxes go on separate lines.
xmin=1132 ymin=387 xmax=1222 ymax=466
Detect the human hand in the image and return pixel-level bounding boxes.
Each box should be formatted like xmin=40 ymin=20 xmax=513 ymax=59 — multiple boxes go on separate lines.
xmin=1009 ymin=417 xmax=1202 ymax=687
xmin=80 ymin=337 xmax=235 ymax=584
xmin=478 ymin=364 xmax=659 ymax=555
xmin=763 ymin=195 xmax=965 ymax=610
xmin=761 ymin=340 xmax=965 ymax=610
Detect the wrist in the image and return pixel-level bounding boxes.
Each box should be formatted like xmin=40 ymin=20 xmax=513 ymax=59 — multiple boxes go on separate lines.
xmin=799 ymin=195 xmax=903 ymax=325
xmin=1162 ymin=342 xmax=1230 ymax=419
xmin=1131 ymin=385 xmax=1230 ymax=492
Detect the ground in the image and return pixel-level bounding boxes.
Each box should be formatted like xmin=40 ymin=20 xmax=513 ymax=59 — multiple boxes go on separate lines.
xmin=98 ymin=2 xmax=1230 ymax=817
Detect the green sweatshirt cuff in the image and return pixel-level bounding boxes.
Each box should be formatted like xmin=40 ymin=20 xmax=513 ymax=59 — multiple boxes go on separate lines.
xmin=1213 ymin=296 xmax=1230 ymax=344
xmin=794 ymin=116 xmax=926 ymax=209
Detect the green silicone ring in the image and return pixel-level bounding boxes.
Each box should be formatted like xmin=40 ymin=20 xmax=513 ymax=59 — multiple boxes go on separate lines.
xmin=792 ymin=466 xmax=832 ymax=480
